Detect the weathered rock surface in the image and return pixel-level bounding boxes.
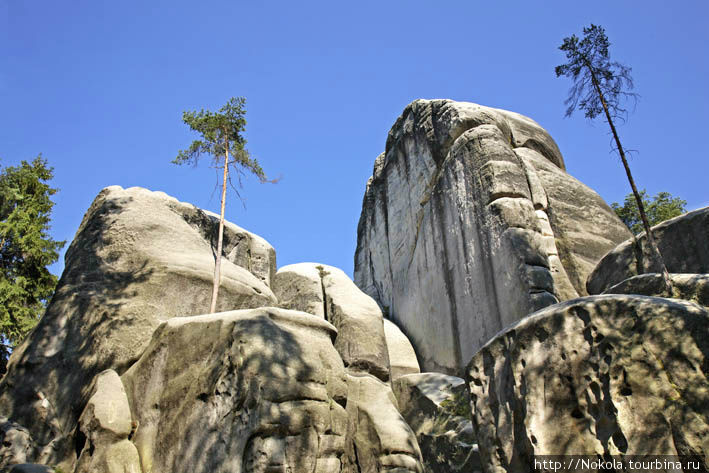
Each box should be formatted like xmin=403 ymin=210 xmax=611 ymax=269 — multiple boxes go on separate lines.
xmin=122 ymin=307 xmax=354 ymax=473
xmin=8 ymin=465 xmax=55 ymax=473
xmin=274 ymin=263 xmax=390 ymax=381
xmin=383 ymin=319 xmax=420 ymax=380
xmin=604 ymin=273 xmax=709 ymax=308
xmin=274 ymin=263 xmax=325 ymax=317
xmin=393 ymin=373 xmax=479 ymax=473
xmin=0 ymin=186 xmax=277 ymax=466
xmin=74 ymin=370 xmax=140 ymax=473
xmin=354 ymin=99 xmax=630 ymax=373
xmin=588 ymin=206 xmax=709 ymax=294
xmin=0 ymin=420 xmax=34 ymax=470
xmin=465 ymin=295 xmax=709 ymax=473
xmin=345 ymin=374 xmax=423 ymax=473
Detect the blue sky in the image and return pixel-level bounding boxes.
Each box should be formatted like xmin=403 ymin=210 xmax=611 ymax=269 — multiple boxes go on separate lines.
xmin=2 ymin=1 xmax=707 ymax=278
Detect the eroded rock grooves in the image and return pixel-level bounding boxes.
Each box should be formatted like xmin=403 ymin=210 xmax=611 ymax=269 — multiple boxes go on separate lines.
xmin=354 ymin=99 xmax=630 ymax=374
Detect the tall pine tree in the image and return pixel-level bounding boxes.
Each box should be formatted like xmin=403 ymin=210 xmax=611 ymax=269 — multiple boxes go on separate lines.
xmin=0 ymin=155 xmax=65 ymax=371
xmin=555 ymin=24 xmax=673 ymax=291
xmin=174 ymin=97 xmax=267 ymax=313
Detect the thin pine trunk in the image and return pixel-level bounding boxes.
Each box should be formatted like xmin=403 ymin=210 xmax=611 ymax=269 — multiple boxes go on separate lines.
xmin=588 ymin=67 xmax=673 ymax=293
xmin=210 ymin=134 xmax=230 ymax=313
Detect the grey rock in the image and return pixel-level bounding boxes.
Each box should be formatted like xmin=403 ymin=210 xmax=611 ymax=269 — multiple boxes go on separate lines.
xmin=392 ymin=373 xmax=480 ymax=473
xmin=0 ymin=186 xmax=277 ymax=466
xmin=8 ymin=465 xmax=54 ymax=473
xmin=383 ymin=319 xmax=420 ymax=381
xmin=274 ymin=263 xmax=325 ymax=317
xmin=345 ymin=374 xmax=424 ymax=473
xmin=121 ymin=307 xmax=354 ymax=473
xmin=354 ymin=99 xmax=629 ymax=374
xmin=78 ymin=370 xmax=132 ymax=440
xmin=0 ymin=420 xmax=33 ymax=470
xmin=588 ymin=206 xmax=709 ymax=294
xmin=273 ymin=263 xmax=390 ymax=381
xmin=75 ymin=440 xmax=141 ymax=473
xmin=465 ymin=295 xmax=709 ymax=473
xmin=75 ymin=370 xmax=140 ymax=473
xmin=604 ymin=273 xmax=709 ymax=308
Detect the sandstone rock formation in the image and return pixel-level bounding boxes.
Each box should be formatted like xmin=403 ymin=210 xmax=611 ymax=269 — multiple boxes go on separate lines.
xmin=587 ymin=206 xmax=709 ymax=294
xmin=122 ymin=307 xmax=354 ymax=473
xmin=465 ymin=295 xmax=709 ymax=472
xmin=393 ymin=373 xmax=480 ymax=473
xmin=354 ymin=99 xmax=630 ymax=373
xmin=0 ymin=187 xmax=430 ymax=472
xmin=75 ymin=370 xmax=140 ymax=473
xmin=274 ymin=263 xmax=390 ymax=381
xmin=1 ymin=98 xmax=704 ymax=473
xmin=8 ymin=465 xmax=54 ymax=473
xmin=345 ymin=374 xmax=424 ymax=473
xmin=0 ymin=186 xmax=277 ymax=468
xmin=603 ymin=273 xmax=709 ymax=307
xmin=383 ymin=319 xmax=420 ymax=380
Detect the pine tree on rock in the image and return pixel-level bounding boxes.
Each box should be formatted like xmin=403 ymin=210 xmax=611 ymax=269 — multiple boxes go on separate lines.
xmin=555 ymin=24 xmax=673 ymax=291
xmin=174 ymin=97 xmax=267 ymax=313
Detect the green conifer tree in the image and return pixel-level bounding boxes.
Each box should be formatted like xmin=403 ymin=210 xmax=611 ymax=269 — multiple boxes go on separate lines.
xmin=0 ymin=155 xmax=65 ymax=370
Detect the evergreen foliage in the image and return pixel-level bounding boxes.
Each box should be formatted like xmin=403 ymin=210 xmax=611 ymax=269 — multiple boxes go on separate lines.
xmin=0 ymin=155 xmax=65 ymax=364
xmin=612 ymin=190 xmax=687 ymax=234
xmin=173 ymin=97 xmax=266 ymax=194
xmin=555 ymin=24 xmax=637 ymax=121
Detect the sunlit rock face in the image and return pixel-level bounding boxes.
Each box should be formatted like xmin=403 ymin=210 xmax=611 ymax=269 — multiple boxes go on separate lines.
xmin=465 ymin=295 xmax=709 ymax=473
xmin=354 ymin=99 xmax=630 ymax=374
xmin=273 ymin=263 xmax=391 ymax=381
xmin=0 ymin=186 xmax=277 ymax=467
xmin=122 ymin=307 xmax=356 ymax=473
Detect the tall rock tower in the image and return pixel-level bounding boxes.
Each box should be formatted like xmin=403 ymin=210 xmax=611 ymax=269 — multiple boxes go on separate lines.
xmin=354 ymin=99 xmax=631 ymax=374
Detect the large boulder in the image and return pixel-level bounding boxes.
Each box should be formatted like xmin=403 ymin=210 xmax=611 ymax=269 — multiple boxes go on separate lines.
xmin=354 ymin=99 xmax=630 ymax=373
xmin=0 ymin=186 xmax=277 ymax=467
xmin=383 ymin=319 xmax=420 ymax=380
xmin=273 ymin=263 xmax=391 ymax=381
xmin=345 ymin=374 xmax=424 ymax=473
xmin=121 ymin=307 xmax=356 ymax=473
xmin=603 ymin=273 xmax=709 ymax=308
xmin=587 ymin=206 xmax=709 ymax=294
xmin=74 ymin=370 xmax=140 ymax=473
xmin=273 ymin=263 xmax=325 ymax=317
xmin=465 ymin=295 xmax=709 ymax=473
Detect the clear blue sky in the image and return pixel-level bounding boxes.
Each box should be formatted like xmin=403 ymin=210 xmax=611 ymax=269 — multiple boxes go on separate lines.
xmin=2 ymin=1 xmax=707 ymax=278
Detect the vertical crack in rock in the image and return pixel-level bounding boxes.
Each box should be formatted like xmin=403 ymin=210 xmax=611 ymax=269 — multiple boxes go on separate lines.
xmin=432 ymin=180 xmax=464 ymax=371
xmin=316 ymin=265 xmax=330 ymax=324
xmin=407 ymin=152 xmax=452 ymax=270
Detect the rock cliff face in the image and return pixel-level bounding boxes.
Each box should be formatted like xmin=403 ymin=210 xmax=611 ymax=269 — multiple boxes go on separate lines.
xmin=354 ymin=99 xmax=630 ymax=374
